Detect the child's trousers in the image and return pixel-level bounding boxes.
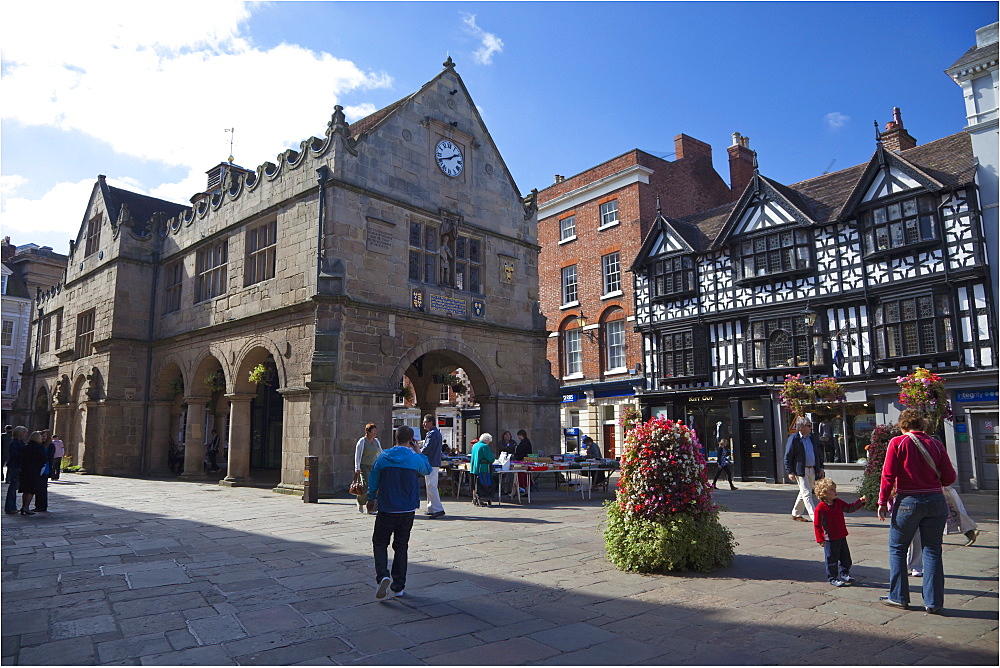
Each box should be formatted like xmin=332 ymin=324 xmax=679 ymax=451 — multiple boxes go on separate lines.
xmin=824 ymin=537 xmax=853 ymax=582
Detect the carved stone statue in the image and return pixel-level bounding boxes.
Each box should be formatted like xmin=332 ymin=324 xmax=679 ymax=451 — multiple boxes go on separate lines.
xmin=86 ymin=367 xmax=103 ymax=401
xmin=439 ymin=218 xmax=457 ymax=287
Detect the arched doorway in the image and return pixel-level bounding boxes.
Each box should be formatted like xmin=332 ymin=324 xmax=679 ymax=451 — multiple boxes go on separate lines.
xmin=249 ymin=355 xmax=282 ymax=474
xmin=150 ymin=361 xmax=185 ymax=475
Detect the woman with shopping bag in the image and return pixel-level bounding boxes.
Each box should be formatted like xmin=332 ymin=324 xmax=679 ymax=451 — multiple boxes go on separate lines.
xmin=354 ymin=423 xmax=383 ymax=514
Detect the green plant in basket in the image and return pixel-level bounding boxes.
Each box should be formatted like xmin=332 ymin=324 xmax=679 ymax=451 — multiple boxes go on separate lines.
xmin=853 ymin=422 xmax=900 ymax=511
xmin=603 ymin=415 xmax=736 ymax=573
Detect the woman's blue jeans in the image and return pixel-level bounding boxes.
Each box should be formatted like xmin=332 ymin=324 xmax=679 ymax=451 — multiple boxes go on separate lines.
xmin=889 ymin=492 xmax=948 ymax=608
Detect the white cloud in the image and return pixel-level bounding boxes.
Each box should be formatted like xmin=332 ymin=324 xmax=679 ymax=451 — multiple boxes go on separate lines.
xmin=1 ymin=175 xmax=28 ymax=198
xmin=2 ymin=179 xmax=99 ymax=251
xmin=0 ymin=1 xmax=394 ymax=248
xmin=825 ymin=112 xmax=849 ymax=130
xmin=461 ymin=13 xmax=504 ymax=65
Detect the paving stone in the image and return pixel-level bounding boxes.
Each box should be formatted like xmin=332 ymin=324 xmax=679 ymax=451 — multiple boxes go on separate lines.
xmin=126 ymin=566 xmax=191 ymax=589
xmin=233 ymin=637 xmax=353 ymax=665
xmin=17 ymin=636 xmax=97 ymax=665
xmin=237 ymin=604 xmax=308 ymax=635
xmin=139 ymin=644 xmax=236 ymax=665
xmin=528 ymin=621 xmax=617 ymax=652
xmin=345 ymin=649 xmax=424 ymax=665
xmin=51 ymin=614 xmax=118 ymax=640
xmin=429 ymin=636 xmax=560 ymax=665
xmin=186 ymin=614 xmax=247 ymax=645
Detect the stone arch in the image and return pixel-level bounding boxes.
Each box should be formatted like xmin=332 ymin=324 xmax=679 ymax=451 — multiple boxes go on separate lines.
xmin=233 ymin=338 xmax=287 ymax=395
xmin=190 ymin=347 xmax=231 ymax=397
xmin=390 ymin=337 xmax=498 ymax=399
xmin=151 ymin=352 xmax=189 ymax=401
xmin=148 ymin=359 xmax=186 ymax=476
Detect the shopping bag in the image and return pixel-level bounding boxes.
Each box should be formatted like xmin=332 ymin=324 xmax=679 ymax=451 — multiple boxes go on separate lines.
xmin=349 ymin=472 xmax=366 ymax=496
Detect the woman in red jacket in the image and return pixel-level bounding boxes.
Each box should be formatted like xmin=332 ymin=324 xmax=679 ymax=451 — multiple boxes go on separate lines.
xmin=877 ymin=409 xmax=955 ymax=614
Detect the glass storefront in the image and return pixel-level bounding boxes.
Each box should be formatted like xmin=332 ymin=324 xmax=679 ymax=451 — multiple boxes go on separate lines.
xmin=796 ymin=403 xmax=875 ymax=464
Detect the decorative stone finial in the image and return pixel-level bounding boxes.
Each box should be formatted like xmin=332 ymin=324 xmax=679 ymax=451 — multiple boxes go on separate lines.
xmin=444 ymin=56 xmax=455 ymax=69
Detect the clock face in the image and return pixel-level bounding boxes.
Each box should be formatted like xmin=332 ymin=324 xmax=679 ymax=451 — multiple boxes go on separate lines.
xmin=435 ymin=139 xmax=464 ymax=177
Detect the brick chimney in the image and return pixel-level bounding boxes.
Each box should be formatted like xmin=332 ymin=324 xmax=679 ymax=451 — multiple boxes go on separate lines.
xmin=728 ymin=132 xmax=755 ymax=196
xmin=674 ymin=134 xmax=713 ymax=162
xmin=1 ymin=236 xmax=16 ymax=262
xmin=879 ymin=107 xmax=917 ymax=152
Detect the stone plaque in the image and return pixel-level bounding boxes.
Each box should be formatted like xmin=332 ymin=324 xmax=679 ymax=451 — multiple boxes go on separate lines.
xmin=366 ymin=217 xmax=395 ymax=255
xmin=429 ymin=294 xmax=467 ymax=317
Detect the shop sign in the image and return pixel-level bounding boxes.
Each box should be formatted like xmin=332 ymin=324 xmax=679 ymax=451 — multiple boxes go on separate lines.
xmin=687 ymin=395 xmax=715 ymax=403
xmin=955 ymin=424 xmax=968 ymax=433
xmin=955 ymin=389 xmax=999 ymax=403
xmin=562 ymin=393 xmax=582 ymax=403
xmin=563 ymin=427 xmax=580 ymax=436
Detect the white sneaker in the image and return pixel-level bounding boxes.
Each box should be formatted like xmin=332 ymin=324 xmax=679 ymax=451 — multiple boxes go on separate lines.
xmin=910 ymin=569 xmax=923 ymax=577
xmin=393 ymin=589 xmax=405 ymax=598
xmin=375 ymin=577 xmax=391 ymax=599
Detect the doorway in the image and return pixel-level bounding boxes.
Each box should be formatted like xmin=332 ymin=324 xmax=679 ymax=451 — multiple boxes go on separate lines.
xmin=740 ymin=419 xmax=769 ymax=480
xmin=971 ymin=411 xmax=999 ymax=490
xmin=250 ymin=379 xmax=283 ymax=470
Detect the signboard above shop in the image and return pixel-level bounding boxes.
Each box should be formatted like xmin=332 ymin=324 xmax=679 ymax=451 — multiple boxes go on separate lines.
xmin=955 ymin=389 xmax=999 ymax=403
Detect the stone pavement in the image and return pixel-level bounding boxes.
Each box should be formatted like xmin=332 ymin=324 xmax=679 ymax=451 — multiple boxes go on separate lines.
xmin=2 ymin=475 xmax=996 ymax=666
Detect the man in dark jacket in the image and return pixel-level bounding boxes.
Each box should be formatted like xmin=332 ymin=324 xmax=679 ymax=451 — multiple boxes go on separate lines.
xmin=420 ymin=414 xmax=445 ymax=518
xmin=368 ymin=425 xmax=432 ymax=600
xmin=4 ymin=426 xmax=27 ymax=515
xmin=784 ymin=417 xmax=825 ymax=522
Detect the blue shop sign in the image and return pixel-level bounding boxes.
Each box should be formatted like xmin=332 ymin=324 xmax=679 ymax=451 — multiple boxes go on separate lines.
xmin=955 ymin=389 xmax=999 ymax=403
xmin=564 ymin=428 xmax=580 ymax=436
xmin=562 ymin=393 xmax=583 ymax=403
xmin=955 ymin=424 xmax=968 ymax=433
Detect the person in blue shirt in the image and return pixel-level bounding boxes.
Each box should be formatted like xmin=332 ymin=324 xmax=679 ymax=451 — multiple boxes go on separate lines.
xmin=420 ymin=414 xmax=445 ymax=518
xmin=784 ymin=417 xmax=825 ymax=522
xmin=368 ymin=425 xmax=432 ymax=600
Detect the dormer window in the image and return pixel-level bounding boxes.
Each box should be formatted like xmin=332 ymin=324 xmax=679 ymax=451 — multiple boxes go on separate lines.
xmin=85 ymin=214 xmax=102 ymax=257
xmin=735 ymin=228 xmax=812 ymax=285
xmin=860 ymin=195 xmax=938 ymax=257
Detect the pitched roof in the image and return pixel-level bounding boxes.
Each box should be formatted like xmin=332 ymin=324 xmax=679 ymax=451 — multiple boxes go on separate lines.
xmin=348 ymin=95 xmax=412 ymax=137
xmin=947 ymin=40 xmax=999 ymax=72
xmin=1 ymin=262 xmax=31 ymax=299
xmin=678 ymin=131 xmax=975 ymax=248
xmin=105 ymin=185 xmax=188 ymax=226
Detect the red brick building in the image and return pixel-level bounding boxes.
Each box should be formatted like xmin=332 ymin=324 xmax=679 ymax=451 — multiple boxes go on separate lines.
xmin=537 ymin=134 xmax=737 ymax=456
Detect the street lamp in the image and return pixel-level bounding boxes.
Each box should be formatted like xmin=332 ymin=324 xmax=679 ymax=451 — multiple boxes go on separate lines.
xmin=574 ymin=313 xmax=597 ymax=343
xmin=802 ymin=306 xmax=819 ymax=379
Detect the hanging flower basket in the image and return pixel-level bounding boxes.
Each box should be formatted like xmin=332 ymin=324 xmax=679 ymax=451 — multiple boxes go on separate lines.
xmin=450 ymin=380 xmax=467 ymax=395
xmin=204 ymin=370 xmax=225 ymax=393
xmin=896 ymin=367 xmax=953 ymax=430
xmin=167 ymin=378 xmax=183 ymax=398
xmin=812 ymin=376 xmax=846 ymax=404
xmin=249 ymin=362 xmax=276 ymax=387
xmin=398 ymin=383 xmax=413 ymax=402
xmin=780 ymin=375 xmax=845 ymax=416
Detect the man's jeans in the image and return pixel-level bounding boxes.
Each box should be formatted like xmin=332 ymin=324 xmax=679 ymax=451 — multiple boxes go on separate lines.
xmin=4 ymin=468 xmax=20 ymax=513
xmin=889 ymin=492 xmax=948 ymax=608
xmin=373 ymin=511 xmax=415 ymax=593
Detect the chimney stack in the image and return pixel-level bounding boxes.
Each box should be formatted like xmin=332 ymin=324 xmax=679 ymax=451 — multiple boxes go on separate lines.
xmin=674 ymin=134 xmax=713 ymax=162
xmin=553 ymin=175 xmax=565 ymax=184
xmin=727 ymin=132 xmax=755 ymax=197
xmin=1 ymin=237 xmax=16 ymax=262
xmin=879 ymin=107 xmax=917 ymax=152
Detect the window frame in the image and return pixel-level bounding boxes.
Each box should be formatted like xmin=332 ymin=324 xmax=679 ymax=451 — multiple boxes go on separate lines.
xmin=0 ymin=365 xmax=8 ymax=394
xmin=559 ymin=215 xmax=577 ymax=242
xmin=599 ymin=200 xmax=619 ymax=229
xmin=563 ymin=327 xmax=583 ymax=378
xmin=1 ymin=320 xmax=13 ymax=348
xmin=734 ymin=227 xmax=814 ymax=285
xmin=650 ymin=255 xmax=697 ymax=300
xmin=195 ymin=240 xmax=229 ymax=303
xmin=859 ymin=194 xmax=939 ymax=258
xmin=84 ymin=214 xmax=102 ymax=257
xmin=561 ymin=265 xmax=579 ymax=306
xmin=244 ymin=219 xmax=277 ymax=286
xmin=408 ymin=219 xmax=438 ymax=285
xmin=657 ymin=326 xmax=709 ymax=381
xmin=75 ymin=308 xmax=96 ymax=359
xmin=602 ymin=252 xmax=621 ymax=296
xmin=455 ymin=233 xmax=481 ymax=293
xmin=746 ymin=316 xmax=819 ymax=373
xmin=604 ymin=316 xmax=626 ymax=373
xmin=40 ymin=317 xmax=52 ymax=353
xmin=164 ymin=261 xmax=183 ymax=314
xmin=873 ymin=292 xmax=957 ymax=362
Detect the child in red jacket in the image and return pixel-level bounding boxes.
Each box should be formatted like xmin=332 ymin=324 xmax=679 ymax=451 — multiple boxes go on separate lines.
xmin=813 ymin=478 xmax=866 ymax=587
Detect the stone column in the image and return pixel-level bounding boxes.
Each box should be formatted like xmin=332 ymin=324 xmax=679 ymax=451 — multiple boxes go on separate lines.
xmin=221 ymin=395 xmax=252 ymax=486
xmin=79 ymin=402 xmax=102 ymax=473
xmin=51 ymin=405 xmax=71 ymax=447
xmin=147 ymin=401 xmax=172 ymax=475
xmin=182 ymin=400 xmax=206 ymax=476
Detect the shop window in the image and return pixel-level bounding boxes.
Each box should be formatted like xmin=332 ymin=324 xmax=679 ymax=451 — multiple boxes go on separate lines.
xmin=599 ymin=200 xmax=619 ymax=228
xmin=561 ymin=265 xmax=578 ymax=305
xmin=602 ymin=252 xmax=621 ymax=295
xmin=748 ymin=317 xmax=817 ymax=371
xmin=860 ymin=195 xmax=937 ymax=256
xmin=657 ymin=326 xmax=708 ymax=379
xmin=84 ymin=214 xmax=102 ymax=257
xmin=874 ymin=293 xmax=955 ymax=360
xmin=245 ymin=219 xmax=277 ymax=286
xmin=651 ymin=255 xmax=696 ymax=299
xmin=195 ymin=240 xmax=228 ymax=303
xmin=164 ymin=261 xmax=183 ymax=313
xmin=559 ymin=215 xmax=576 ymax=242
xmin=455 ymin=234 xmax=480 ymax=293
xmin=75 ymin=308 xmax=95 ymax=359
xmin=735 ymin=229 xmax=812 ymax=284
xmin=408 ymin=220 xmax=438 ymax=284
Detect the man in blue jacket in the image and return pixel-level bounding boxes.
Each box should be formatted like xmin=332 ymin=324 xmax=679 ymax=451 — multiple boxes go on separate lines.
xmin=368 ymin=425 xmax=432 ymax=600
xmin=784 ymin=417 xmax=825 ymax=522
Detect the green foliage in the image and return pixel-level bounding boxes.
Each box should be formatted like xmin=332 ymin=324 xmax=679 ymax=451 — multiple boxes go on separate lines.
xmin=60 ymin=457 xmax=82 ymax=473
xmin=248 ymin=363 xmax=269 ymax=386
xmin=603 ymin=501 xmax=737 ymax=573
xmin=853 ymin=422 xmax=900 ymax=511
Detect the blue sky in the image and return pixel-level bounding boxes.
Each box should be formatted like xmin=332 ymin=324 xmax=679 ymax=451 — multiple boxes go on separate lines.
xmin=1 ymin=1 xmax=995 ymax=252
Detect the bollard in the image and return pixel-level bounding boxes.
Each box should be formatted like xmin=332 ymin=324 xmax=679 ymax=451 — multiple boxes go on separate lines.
xmin=303 ymin=455 xmax=318 ymax=503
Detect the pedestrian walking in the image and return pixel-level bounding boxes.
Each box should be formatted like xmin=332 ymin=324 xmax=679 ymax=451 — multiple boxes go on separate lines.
xmin=784 ymin=417 xmax=825 ymax=522
xmin=877 ymin=408 xmax=955 ymax=614
xmin=470 ymin=433 xmax=496 ymax=507
xmin=367 ymin=425 xmax=432 ymax=600
xmin=712 ymin=438 xmax=738 ymax=490
xmin=50 ymin=434 xmax=64 ymax=481
xmin=420 ymin=414 xmax=445 ymax=518
xmin=354 ymin=422 xmax=383 ymax=514
xmin=813 ymin=478 xmax=866 ymax=586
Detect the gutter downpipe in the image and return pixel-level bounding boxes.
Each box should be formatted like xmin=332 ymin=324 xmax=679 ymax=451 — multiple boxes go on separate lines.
xmin=139 ymin=249 xmax=161 ymax=474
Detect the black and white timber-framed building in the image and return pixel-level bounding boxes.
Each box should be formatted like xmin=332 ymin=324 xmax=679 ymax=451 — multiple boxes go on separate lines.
xmin=630 ymin=126 xmax=998 ymax=491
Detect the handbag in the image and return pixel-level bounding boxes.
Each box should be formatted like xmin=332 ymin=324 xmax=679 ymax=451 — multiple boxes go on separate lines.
xmin=905 ymin=432 xmax=961 ymax=534
xmin=349 ymin=471 xmax=366 ymax=496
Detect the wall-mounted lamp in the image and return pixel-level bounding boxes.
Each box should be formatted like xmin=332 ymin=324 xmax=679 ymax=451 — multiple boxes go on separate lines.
xmin=574 ymin=314 xmax=597 ymax=342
